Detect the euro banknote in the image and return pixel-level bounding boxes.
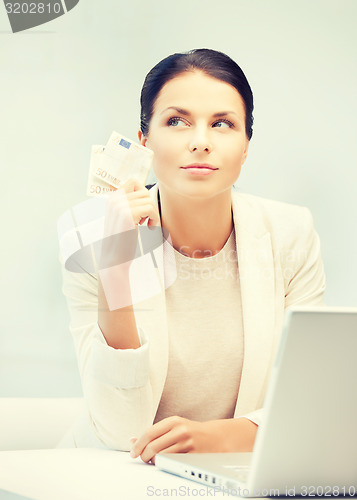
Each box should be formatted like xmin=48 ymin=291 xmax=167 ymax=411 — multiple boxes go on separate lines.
xmin=86 ymin=131 xmax=153 ymax=197
xmin=86 ymin=145 xmax=117 ymax=197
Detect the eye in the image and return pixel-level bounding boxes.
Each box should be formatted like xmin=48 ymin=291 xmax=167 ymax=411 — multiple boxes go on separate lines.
xmin=212 ymin=119 xmax=234 ymax=129
xmin=167 ymin=117 xmax=189 ymax=127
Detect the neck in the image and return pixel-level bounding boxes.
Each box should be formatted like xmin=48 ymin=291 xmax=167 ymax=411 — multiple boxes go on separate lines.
xmin=158 ymin=185 xmax=233 ymax=259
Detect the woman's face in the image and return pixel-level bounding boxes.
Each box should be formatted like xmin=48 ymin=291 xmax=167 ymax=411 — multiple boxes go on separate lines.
xmin=138 ymin=70 xmax=249 ymax=200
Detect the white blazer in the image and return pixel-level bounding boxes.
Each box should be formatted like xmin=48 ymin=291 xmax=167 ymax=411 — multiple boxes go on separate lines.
xmin=59 ymin=185 xmax=326 ymax=450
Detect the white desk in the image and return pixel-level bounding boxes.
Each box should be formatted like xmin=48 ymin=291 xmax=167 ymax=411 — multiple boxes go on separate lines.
xmin=0 ymin=448 xmax=265 ymax=500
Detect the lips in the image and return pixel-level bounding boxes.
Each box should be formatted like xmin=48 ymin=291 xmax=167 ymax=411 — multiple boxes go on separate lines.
xmin=181 ymin=163 xmax=218 ymax=170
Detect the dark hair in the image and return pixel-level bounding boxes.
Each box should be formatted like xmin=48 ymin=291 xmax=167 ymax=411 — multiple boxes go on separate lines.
xmin=140 ymin=48 xmax=254 ymax=140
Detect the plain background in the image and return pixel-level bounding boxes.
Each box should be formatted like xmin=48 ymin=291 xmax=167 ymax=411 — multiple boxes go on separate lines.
xmin=0 ymin=0 xmax=356 ymax=397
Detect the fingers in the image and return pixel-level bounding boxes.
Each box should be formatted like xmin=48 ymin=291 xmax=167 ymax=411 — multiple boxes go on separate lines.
xmin=140 ymin=435 xmax=193 ymax=464
xmin=149 ymin=441 xmax=191 ymax=465
xmin=132 ymin=204 xmax=160 ymax=227
xmin=120 ymin=178 xmax=145 ymax=193
xmin=151 ymin=441 xmax=193 ymax=465
xmin=131 ymin=418 xmax=174 ymax=458
xmin=135 ymin=429 xmax=177 ymax=463
xmin=131 ymin=417 xmax=194 ymax=464
xmin=106 ymin=179 xmax=160 ymax=228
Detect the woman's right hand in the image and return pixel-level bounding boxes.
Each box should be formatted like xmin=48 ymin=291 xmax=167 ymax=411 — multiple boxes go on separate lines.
xmin=118 ymin=178 xmax=160 ymax=229
xmin=100 ymin=179 xmax=160 ymax=271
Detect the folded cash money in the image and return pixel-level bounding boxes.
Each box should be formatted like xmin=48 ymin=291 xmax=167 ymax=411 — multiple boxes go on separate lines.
xmin=86 ymin=145 xmax=117 ymax=197
xmin=87 ymin=131 xmax=153 ymax=195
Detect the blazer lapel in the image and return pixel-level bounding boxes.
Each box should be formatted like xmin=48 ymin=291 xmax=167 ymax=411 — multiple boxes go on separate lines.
xmin=133 ymin=184 xmax=170 ymax=417
xmin=232 ymin=192 xmax=276 ymax=416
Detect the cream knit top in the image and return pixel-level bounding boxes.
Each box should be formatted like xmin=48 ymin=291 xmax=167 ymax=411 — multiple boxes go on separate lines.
xmin=154 ymin=229 xmax=244 ymax=423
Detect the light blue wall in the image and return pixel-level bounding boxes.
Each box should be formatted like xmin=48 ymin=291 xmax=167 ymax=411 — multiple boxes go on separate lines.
xmin=1 ymin=0 xmax=356 ymax=397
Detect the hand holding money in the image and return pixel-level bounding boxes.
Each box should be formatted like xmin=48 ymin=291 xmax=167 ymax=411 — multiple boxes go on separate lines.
xmin=86 ymin=131 xmax=154 ymax=197
xmin=87 ymin=132 xmax=161 ymax=314
xmin=87 ymin=130 xmax=159 ymax=268
xmin=119 ymin=178 xmax=160 ymax=228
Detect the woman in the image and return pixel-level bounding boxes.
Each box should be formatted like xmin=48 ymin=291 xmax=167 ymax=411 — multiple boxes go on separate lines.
xmin=59 ymin=48 xmax=326 ymax=463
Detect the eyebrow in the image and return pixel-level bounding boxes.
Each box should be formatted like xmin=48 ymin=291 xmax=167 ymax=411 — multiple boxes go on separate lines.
xmin=160 ymin=106 xmax=239 ymax=118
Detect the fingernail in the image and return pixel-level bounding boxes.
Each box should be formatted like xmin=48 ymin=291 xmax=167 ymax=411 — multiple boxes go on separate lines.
xmin=129 ymin=437 xmax=137 ymax=443
xmin=130 ymin=450 xmax=137 ymax=459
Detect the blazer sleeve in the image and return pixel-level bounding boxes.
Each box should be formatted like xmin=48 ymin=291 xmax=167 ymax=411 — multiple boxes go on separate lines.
xmin=283 ymin=207 xmax=326 ymax=308
xmin=237 ymin=206 xmax=326 ymax=427
xmin=60 ymin=258 xmax=154 ymax=451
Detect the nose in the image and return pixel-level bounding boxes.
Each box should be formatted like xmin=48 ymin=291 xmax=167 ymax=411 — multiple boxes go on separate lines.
xmin=188 ymin=127 xmax=212 ymax=153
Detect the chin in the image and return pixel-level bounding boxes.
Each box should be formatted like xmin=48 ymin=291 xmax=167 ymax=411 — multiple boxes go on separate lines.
xmin=164 ymin=182 xmax=231 ymax=200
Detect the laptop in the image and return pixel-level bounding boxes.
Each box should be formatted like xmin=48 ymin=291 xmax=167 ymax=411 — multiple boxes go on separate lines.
xmin=155 ymin=306 xmax=357 ymax=497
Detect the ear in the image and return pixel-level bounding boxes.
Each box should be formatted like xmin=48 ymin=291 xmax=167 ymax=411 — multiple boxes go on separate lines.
xmin=138 ymin=130 xmax=148 ymax=147
xmin=242 ymin=138 xmax=249 ymax=165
